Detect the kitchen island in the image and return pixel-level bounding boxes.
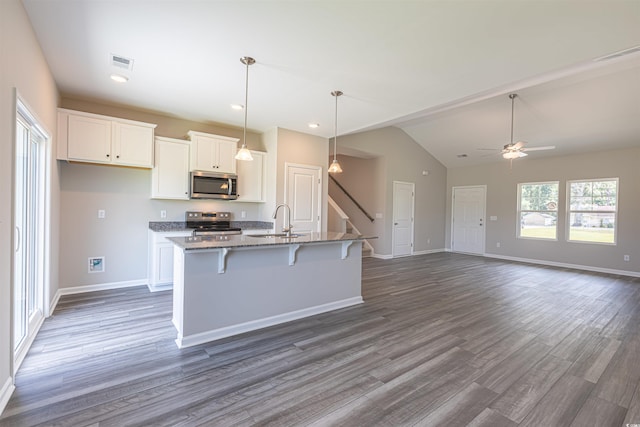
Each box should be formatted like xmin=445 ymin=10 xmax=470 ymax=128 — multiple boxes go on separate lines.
xmin=167 ymin=232 xmax=371 ymax=348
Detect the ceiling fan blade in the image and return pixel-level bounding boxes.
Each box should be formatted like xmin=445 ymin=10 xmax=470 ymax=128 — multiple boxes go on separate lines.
xmin=523 ymin=145 xmax=556 ymax=152
xmin=512 ymin=141 xmax=526 ymax=150
xmin=477 ymin=148 xmax=501 ymax=151
xmin=518 ymin=151 xmax=528 ymax=157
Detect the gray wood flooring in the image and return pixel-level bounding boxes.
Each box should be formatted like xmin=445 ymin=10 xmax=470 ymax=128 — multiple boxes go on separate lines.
xmin=2 ymin=253 xmax=640 ymax=426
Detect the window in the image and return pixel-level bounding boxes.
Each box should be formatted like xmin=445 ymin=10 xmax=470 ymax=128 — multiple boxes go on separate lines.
xmin=518 ymin=182 xmax=559 ymax=240
xmin=568 ymin=179 xmax=618 ymax=244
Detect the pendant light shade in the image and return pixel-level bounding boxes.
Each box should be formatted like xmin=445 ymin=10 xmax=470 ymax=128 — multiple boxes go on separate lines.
xmin=328 ymin=90 xmax=343 ymax=174
xmin=235 ymin=56 xmax=254 ymax=161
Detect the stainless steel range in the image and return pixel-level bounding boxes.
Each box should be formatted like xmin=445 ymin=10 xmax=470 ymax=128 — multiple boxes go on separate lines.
xmin=185 ymin=211 xmax=242 ymax=236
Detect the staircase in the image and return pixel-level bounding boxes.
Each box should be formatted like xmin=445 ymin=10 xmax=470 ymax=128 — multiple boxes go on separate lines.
xmin=346 ymin=220 xmax=373 ymax=258
xmin=328 ymin=196 xmax=374 ymax=258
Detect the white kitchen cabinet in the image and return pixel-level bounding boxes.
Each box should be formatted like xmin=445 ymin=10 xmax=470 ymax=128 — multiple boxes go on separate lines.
xmin=151 ymin=137 xmax=190 ymax=200
xmin=148 ymin=230 xmax=191 ymax=291
xmin=187 ymin=130 xmax=238 ymax=173
xmin=58 ymin=108 xmax=156 ymax=168
xmin=236 ymin=150 xmax=266 ymax=202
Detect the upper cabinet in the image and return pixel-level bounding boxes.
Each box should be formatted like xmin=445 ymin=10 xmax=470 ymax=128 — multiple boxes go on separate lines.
xmin=236 ymin=150 xmax=266 ymax=203
xmin=187 ymin=130 xmax=238 ymax=174
xmin=58 ymin=109 xmax=157 ymax=168
xmin=152 ymin=137 xmax=190 ymax=200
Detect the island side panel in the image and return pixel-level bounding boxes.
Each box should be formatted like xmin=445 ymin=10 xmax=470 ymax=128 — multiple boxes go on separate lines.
xmin=174 ymin=242 xmax=362 ymax=347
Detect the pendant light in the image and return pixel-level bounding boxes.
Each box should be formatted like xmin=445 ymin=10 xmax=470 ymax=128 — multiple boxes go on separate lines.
xmin=235 ymin=56 xmax=254 ymax=161
xmin=328 ymin=90 xmax=343 ymax=173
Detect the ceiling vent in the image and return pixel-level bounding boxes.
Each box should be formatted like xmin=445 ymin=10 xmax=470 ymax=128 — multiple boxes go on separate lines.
xmin=110 ymin=54 xmax=134 ymax=71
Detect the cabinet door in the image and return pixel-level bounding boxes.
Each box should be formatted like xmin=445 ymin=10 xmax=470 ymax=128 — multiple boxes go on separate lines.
xmin=236 ymin=151 xmax=265 ymax=202
xmin=67 ymin=114 xmax=112 ymax=163
xmin=152 ymin=138 xmax=190 ymax=199
xmin=157 ymin=243 xmax=175 ymax=284
xmin=113 ymin=122 xmax=154 ymax=167
xmin=216 ymin=139 xmax=237 ymax=173
xmin=190 ymin=136 xmax=217 ymax=171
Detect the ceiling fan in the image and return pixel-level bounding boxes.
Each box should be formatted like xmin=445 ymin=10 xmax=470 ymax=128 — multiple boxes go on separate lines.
xmin=483 ymin=93 xmax=555 ymax=160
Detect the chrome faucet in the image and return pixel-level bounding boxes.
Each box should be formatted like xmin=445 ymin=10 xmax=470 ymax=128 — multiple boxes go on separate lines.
xmin=272 ymin=203 xmax=293 ymax=237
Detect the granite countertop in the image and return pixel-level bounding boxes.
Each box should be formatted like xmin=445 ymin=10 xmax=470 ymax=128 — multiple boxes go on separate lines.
xmin=167 ymin=232 xmax=375 ymax=251
xmin=149 ymin=221 xmax=273 ymax=232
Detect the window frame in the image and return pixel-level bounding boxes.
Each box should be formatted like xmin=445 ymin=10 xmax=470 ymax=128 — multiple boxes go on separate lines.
xmin=566 ymin=178 xmax=618 ymax=246
xmin=517 ymin=181 xmax=560 ymax=241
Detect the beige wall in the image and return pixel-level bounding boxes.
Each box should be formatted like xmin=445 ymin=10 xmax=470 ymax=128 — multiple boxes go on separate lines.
xmin=334 ymin=127 xmax=448 ymax=256
xmin=446 ymin=147 xmax=640 ymax=274
xmin=1 ymin=0 xmax=59 ymax=409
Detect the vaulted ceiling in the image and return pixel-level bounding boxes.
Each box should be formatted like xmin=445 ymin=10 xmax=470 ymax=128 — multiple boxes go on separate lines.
xmin=22 ymin=0 xmax=640 ymax=167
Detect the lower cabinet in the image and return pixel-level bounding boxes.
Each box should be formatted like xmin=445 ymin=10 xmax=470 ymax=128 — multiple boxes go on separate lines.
xmin=148 ymin=230 xmax=191 ymax=291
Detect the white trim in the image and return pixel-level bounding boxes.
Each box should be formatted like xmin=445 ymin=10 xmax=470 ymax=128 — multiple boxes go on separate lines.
xmin=328 ymin=196 xmax=349 ymax=220
xmin=147 ymin=283 xmax=173 ymax=293
xmin=0 ymin=377 xmax=15 ymax=417
xmin=371 ymin=253 xmax=393 ymax=260
xmin=57 ymin=279 xmax=147 ymax=295
xmin=176 ymin=296 xmax=364 ymax=348
xmin=484 ymin=253 xmax=640 ymax=278
xmin=412 ymin=249 xmax=446 ymax=256
xmin=13 ymin=313 xmax=45 ymax=374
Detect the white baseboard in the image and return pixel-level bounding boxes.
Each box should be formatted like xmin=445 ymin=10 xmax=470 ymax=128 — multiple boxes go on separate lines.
xmin=0 ymin=377 xmax=15 ymax=417
xmin=483 ymin=253 xmax=640 ymax=278
xmin=370 ymin=248 xmax=445 ymax=260
xmin=412 ymin=249 xmax=446 ymax=256
xmin=176 ymin=296 xmax=364 ymax=348
xmin=147 ymin=283 xmax=173 ymax=293
xmin=50 ymin=279 xmax=148 ymax=314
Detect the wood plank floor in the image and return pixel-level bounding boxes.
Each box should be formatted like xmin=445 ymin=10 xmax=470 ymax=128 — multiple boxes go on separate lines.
xmin=2 ymin=253 xmax=640 ymax=426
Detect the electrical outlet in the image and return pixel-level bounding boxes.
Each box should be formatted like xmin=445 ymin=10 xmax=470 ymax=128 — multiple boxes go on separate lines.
xmin=160 ymin=210 xmax=167 ymax=219
xmin=496 ymin=242 xmax=501 ymax=248
xmin=624 ymin=255 xmax=630 ymax=262
xmin=97 ymin=209 xmax=105 ymax=219
xmin=427 ymin=238 xmax=431 ymax=245
xmin=241 ymin=211 xmax=247 ymax=218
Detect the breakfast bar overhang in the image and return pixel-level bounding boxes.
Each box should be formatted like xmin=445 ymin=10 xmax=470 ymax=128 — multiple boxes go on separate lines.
xmin=167 ymin=232 xmax=372 ymax=348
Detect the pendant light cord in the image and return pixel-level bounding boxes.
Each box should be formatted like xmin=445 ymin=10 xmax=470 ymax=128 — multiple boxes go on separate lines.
xmin=243 ymin=59 xmax=249 ymax=148
xmin=333 ymin=92 xmax=338 ymax=162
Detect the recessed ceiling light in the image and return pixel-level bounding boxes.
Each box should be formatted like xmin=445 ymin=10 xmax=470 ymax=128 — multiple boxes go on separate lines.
xmin=231 ymin=104 xmax=244 ymax=110
xmin=110 ymin=74 xmax=128 ymax=83
xmin=308 ymin=123 xmax=320 ymax=129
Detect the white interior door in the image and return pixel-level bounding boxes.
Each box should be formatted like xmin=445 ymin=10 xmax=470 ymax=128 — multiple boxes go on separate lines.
xmin=393 ymin=181 xmax=414 ymax=257
xmin=452 ymin=186 xmax=486 ymax=254
xmin=285 ymin=163 xmax=322 ymax=234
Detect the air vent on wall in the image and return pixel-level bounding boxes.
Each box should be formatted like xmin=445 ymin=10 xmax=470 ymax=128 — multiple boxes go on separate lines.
xmin=110 ymin=54 xmax=134 ymax=71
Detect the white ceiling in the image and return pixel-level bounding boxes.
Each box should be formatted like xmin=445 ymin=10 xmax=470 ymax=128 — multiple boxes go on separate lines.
xmin=22 ymin=0 xmax=640 ymax=168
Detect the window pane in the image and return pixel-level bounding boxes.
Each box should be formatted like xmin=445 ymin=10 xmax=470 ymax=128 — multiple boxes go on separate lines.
xmin=520 ymin=183 xmax=558 ymax=211
xmin=520 ymin=211 xmax=557 ymax=239
xmin=569 ymin=213 xmax=615 ymax=243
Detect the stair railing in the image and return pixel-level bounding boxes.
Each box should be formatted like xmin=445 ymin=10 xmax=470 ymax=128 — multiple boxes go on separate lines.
xmin=329 ymin=175 xmax=375 ymax=222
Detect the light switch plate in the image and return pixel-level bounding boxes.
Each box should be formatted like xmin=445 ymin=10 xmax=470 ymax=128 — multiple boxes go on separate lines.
xmin=98 ymin=209 xmax=106 ymax=219
xmin=490 ymin=216 xmax=498 ymax=221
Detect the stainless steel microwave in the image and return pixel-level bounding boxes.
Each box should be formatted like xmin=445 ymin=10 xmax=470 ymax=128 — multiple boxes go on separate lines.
xmin=190 ymin=171 xmax=238 ymax=200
